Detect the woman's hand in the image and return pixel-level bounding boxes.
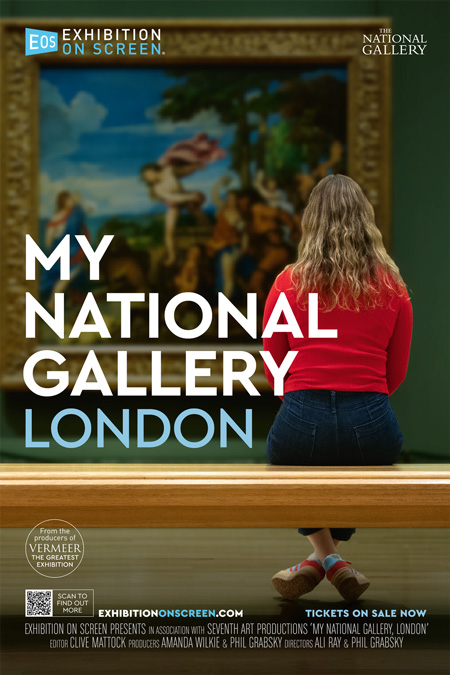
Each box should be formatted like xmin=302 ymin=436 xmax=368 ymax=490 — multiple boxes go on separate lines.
xmin=188 ymin=191 xmax=204 ymax=203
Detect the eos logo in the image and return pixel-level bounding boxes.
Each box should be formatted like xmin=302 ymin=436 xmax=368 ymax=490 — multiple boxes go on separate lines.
xmin=25 ymin=28 xmax=58 ymax=56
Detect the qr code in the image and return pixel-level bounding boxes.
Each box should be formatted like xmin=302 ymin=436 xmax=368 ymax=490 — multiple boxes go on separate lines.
xmin=26 ymin=590 xmax=53 ymax=617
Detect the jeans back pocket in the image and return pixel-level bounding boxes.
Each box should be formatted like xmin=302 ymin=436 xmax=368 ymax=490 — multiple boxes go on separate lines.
xmin=353 ymin=404 xmax=403 ymax=465
xmin=267 ymin=398 xmax=317 ymax=465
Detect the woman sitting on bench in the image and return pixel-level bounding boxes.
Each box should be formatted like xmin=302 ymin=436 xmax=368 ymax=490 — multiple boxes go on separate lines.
xmin=263 ymin=174 xmax=413 ymax=602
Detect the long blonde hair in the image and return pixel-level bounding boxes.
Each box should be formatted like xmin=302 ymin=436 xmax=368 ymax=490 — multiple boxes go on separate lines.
xmin=290 ymin=174 xmax=406 ymax=310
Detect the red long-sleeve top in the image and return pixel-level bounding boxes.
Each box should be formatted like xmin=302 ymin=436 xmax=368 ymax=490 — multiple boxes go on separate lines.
xmin=262 ymin=268 xmax=413 ymax=397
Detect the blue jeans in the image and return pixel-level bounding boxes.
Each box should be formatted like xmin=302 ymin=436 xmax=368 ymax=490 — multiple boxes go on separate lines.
xmin=266 ymin=390 xmax=404 ymax=541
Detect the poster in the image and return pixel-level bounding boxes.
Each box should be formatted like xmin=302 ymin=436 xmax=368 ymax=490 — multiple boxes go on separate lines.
xmin=1 ymin=3 xmax=449 ymax=674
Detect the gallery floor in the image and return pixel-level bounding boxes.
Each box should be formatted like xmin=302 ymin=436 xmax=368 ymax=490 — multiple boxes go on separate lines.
xmin=1 ymin=528 xmax=449 ymax=674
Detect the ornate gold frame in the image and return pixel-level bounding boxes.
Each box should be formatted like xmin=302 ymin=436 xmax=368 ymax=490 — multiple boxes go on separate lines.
xmin=0 ymin=19 xmax=391 ymax=389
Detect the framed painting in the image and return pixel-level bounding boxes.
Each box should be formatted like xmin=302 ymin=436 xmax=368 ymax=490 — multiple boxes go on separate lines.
xmin=0 ymin=19 xmax=391 ymax=388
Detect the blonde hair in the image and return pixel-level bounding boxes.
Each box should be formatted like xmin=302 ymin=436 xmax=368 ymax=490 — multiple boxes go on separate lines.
xmin=290 ymin=174 xmax=406 ymax=310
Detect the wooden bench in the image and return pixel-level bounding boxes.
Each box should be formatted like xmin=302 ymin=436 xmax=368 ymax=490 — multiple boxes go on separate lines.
xmin=1 ymin=463 xmax=449 ymax=528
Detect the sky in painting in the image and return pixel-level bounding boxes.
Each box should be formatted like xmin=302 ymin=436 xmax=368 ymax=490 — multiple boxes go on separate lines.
xmin=39 ymin=66 xmax=346 ymax=218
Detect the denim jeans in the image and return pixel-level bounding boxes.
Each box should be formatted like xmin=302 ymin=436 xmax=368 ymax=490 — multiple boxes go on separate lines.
xmin=266 ymin=390 xmax=404 ymax=541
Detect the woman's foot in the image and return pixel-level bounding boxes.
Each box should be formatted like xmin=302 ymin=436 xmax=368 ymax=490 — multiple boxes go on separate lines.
xmin=271 ymin=560 xmax=325 ymax=600
xmin=324 ymin=554 xmax=370 ymax=602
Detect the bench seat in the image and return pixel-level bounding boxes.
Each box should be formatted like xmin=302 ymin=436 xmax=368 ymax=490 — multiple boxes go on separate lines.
xmin=1 ymin=463 xmax=449 ymax=528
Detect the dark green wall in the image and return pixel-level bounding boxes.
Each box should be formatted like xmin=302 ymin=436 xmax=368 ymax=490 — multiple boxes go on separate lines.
xmin=1 ymin=0 xmax=449 ymax=460
xmin=379 ymin=0 xmax=450 ymax=459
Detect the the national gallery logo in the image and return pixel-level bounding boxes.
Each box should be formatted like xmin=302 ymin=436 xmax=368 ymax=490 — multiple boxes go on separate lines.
xmin=25 ymin=27 xmax=163 ymax=56
xmin=362 ymin=27 xmax=427 ymax=55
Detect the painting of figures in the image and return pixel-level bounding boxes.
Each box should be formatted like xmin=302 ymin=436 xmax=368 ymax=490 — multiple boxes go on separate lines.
xmin=39 ymin=64 xmax=347 ymax=344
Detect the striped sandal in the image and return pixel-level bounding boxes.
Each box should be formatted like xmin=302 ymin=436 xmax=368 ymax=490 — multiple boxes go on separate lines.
xmin=271 ymin=560 xmax=325 ymax=600
xmin=325 ymin=557 xmax=370 ymax=602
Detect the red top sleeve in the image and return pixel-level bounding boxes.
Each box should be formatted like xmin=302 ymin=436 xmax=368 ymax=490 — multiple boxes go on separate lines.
xmin=262 ymin=269 xmax=413 ymax=397
xmin=386 ymin=291 xmax=413 ymax=396
xmin=262 ymin=274 xmax=290 ymax=394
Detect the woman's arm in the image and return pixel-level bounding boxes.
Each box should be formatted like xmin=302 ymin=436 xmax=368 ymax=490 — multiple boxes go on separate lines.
xmin=153 ymin=184 xmax=200 ymax=205
xmin=211 ymin=176 xmax=226 ymax=209
xmin=386 ymin=293 xmax=413 ymax=395
xmin=262 ymin=276 xmax=291 ymax=393
xmin=174 ymin=162 xmax=205 ymax=177
xmin=253 ymin=171 xmax=271 ymax=201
